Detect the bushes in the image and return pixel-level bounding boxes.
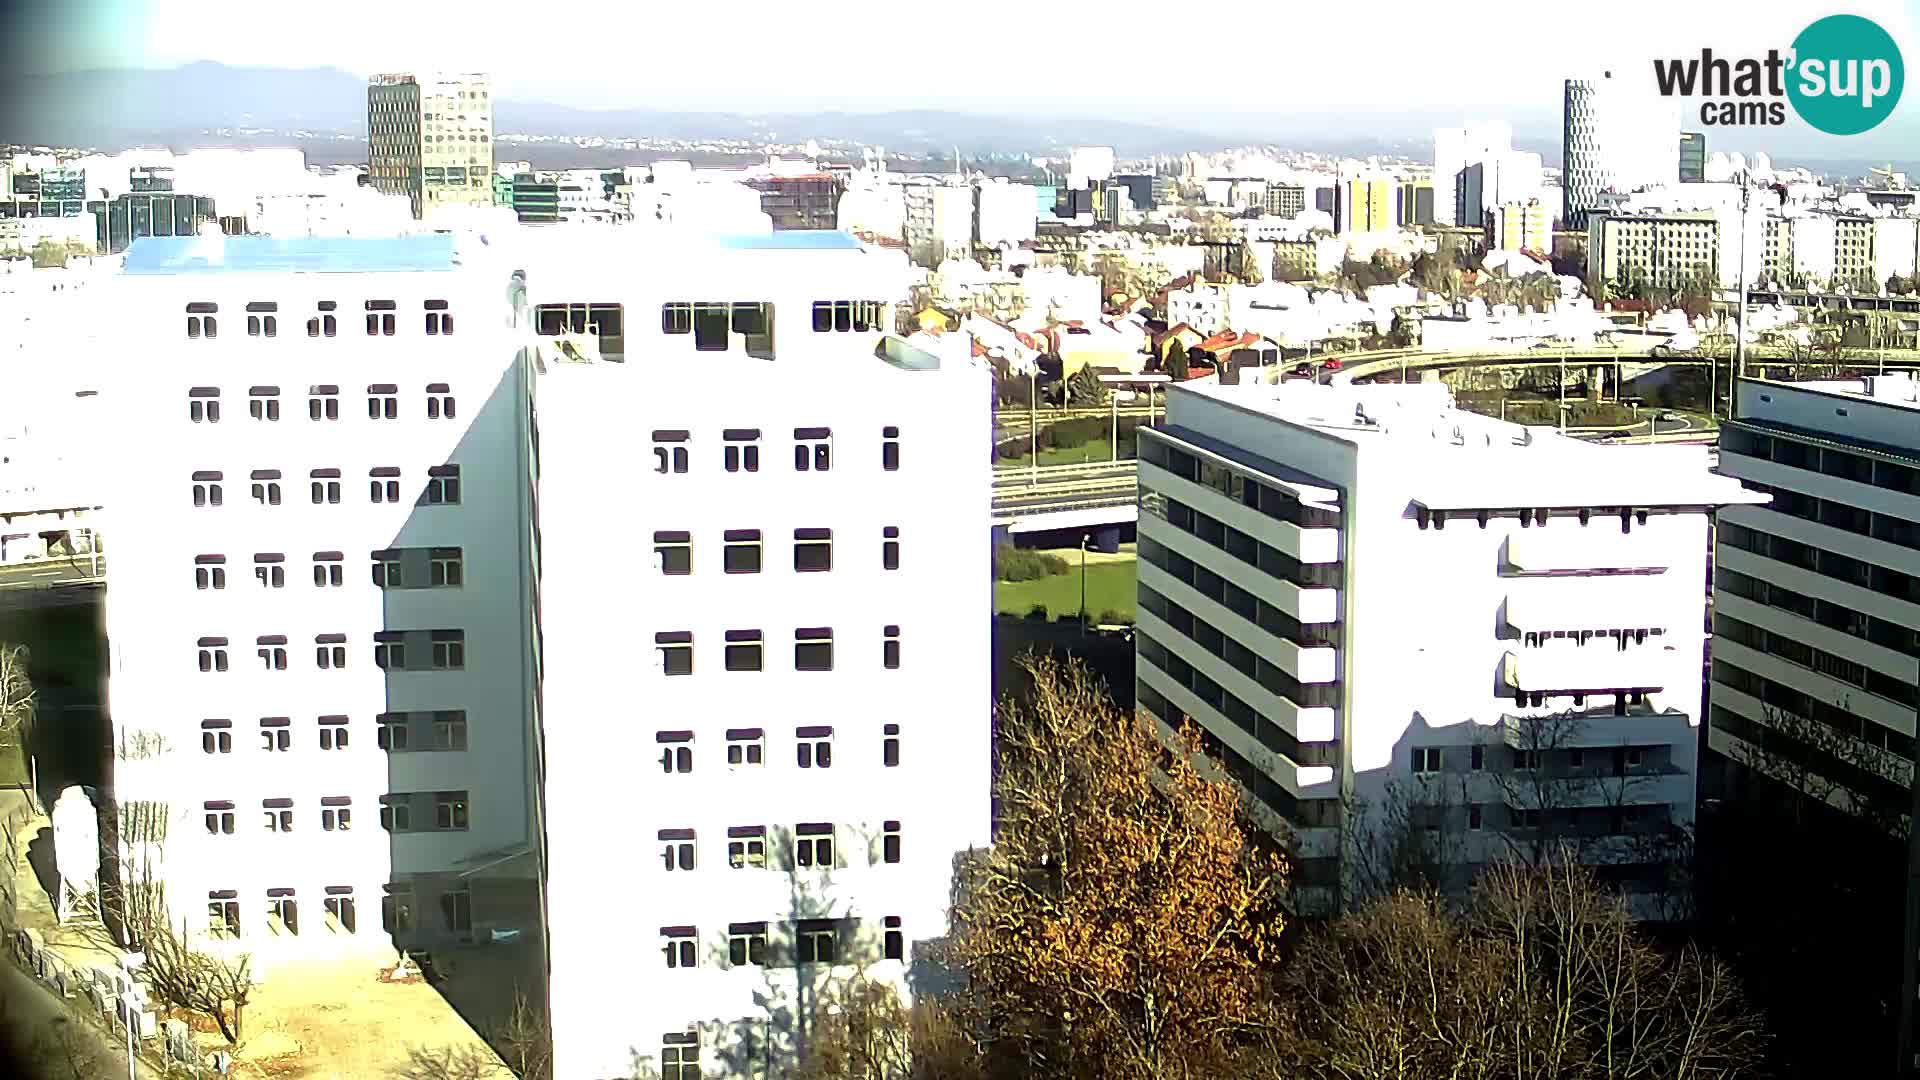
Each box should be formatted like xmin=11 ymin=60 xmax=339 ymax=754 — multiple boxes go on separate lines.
xmin=994 ymin=544 xmax=1069 ymax=582
xmin=992 ymin=415 xmax=1144 ymax=462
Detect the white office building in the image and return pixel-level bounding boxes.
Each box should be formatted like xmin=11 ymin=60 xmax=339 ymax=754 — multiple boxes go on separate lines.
xmin=1711 ymin=375 xmax=1920 ymax=825
xmin=1134 ymin=380 xmax=1762 ymax=912
xmin=974 ymin=179 xmax=1038 ymax=248
xmin=367 ymin=72 xmax=496 ymax=220
xmin=1433 ymin=123 xmax=1513 ymax=228
xmin=1068 ymin=145 xmax=1116 ymax=190
xmin=1564 ymin=73 xmax=1681 ymax=229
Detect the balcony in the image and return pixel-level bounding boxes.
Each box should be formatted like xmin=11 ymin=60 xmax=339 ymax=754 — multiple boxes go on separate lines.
xmin=1504 ymin=529 xmax=1671 ymax=574
xmin=1504 ymin=577 xmax=1679 ymax=639
xmin=1501 ymin=649 xmax=1668 ymax=697
xmin=1140 ymin=461 xmax=1340 ymax=564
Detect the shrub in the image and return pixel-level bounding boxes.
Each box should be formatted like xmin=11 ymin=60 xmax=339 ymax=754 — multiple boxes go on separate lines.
xmin=1025 ymin=605 xmax=1051 ymax=622
xmin=1094 ymin=609 xmax=1128 ymax=626
xmin=993 ymin=544 xmax=1069 ymax=582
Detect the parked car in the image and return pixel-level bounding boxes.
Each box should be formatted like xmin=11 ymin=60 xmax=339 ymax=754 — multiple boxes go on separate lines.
xmin=1322 ymin=357 xmax=1343 ymax=370
xmin=1292 ymin=362 xmax=1313 ymax=376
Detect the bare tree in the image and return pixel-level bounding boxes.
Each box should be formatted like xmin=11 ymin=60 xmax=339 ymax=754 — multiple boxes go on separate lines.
xmin=1343 ymin=774 xmax=1472 ymax=905
xmin=488 ymin=986 xmax=552 ymax=1080
xmin=1724 ymin=702 xmax=1911 ymax=838
xmin=392 ymin=1042 xmax=507 ymax=1080
xmin=0 ymin=642 xmax=34 ymax=753
xmin=792 ymin=969 xmax=913 ymax=1080
xmin=1478 ymin=709 xmax=1663 ymax=870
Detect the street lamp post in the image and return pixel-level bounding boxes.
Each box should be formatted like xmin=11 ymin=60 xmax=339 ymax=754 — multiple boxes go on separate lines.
xmin=1028 ymin=368 xmax=1038 ymax=487
xmin=1730 ymin=174 xmax=1755 ymax=421
xmin=1078 ymin=534 xmax=1090 ymax=632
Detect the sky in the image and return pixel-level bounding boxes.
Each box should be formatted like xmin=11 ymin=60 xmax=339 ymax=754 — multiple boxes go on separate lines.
xmin=11 ymin=0 xmax=1920 ymax=157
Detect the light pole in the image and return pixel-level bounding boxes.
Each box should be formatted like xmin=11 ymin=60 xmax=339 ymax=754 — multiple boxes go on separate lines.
xmin=1028 ymin=368 xmax=1038 ymax=487
xmin=1730 ymin=173 xmax=1756 ymax=421
xmin=1078 ymin=534 xmax=1090 ymax=632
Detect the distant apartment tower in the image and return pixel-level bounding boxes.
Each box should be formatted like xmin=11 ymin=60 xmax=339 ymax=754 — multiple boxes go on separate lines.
xmin=974 ymin=179 xmax=1038 ymax=247
xmin=1337 ymin=174 xmax=1396 ymax=234
xmin=1489 ymin=200 xmax=1552 ymax=254
xmin=1709 ymin=374 xmax=1920 ymax=826
xmin=1586 ymin=209 xmax=1721 ymax=292
xmin=1111 ymin=174 xmax=1158 ymax=211
xmin=1265 ymin=183 xmax=1306 ymax=219
xmin=1397 ymin=180 xmax=1435 ymax=227
xmin=903 ymin=184 xmax=974 ymax=269
xmin=1564 ymin=73 xmax=1681 ymax=229
xmin=1134 ymin=380 xmax=1760 ymax=912
xmin=1068 ymin=146 xmax=1115 ymax=190
xmin=104 ymin=234 xmax=543 ymax=973
xmin=748 ymin=174 xmax=846 ymax=231
xmin=1460 ymin=153 xmax=1543 ymax=229
xmin=1432 ymin=123 xmax=1512 ymax=228
xmin=87 ymin=191 xmax=218 ymax=254
xmin=367 ymin=72 xmax=496 ymax=220
xmin=1679 ymin=132 xmax=1706 ymax=183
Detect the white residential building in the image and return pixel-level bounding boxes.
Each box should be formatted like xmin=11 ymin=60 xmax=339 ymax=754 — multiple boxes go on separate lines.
xmin=1134 ymin=380 xmax=1763 ymax=912
xmin=1068 ymin=146 xmax=1116 ymax=190
xmin=1710 ymin=375 xmax=1920 ymax=824
xmin=103 ymin=233 xmax=542 ymax=967
xmin=974 ymin=179 xmax=1037 ymax=248
xmin=1433 ymin=123 xmax=1513 ymax=228
xmin=902 ymin=184 xmax=973 ymax=269
xmin=1564 ymin=72 xmax=1681 ymax=229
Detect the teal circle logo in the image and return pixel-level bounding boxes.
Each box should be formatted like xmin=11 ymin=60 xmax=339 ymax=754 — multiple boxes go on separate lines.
xmin=1788 ymin=15 xmax=1904 ymax=135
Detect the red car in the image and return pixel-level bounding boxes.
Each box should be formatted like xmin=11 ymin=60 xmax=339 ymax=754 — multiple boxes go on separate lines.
xmin=1322 ymin=357 xmax=1343 ymax=371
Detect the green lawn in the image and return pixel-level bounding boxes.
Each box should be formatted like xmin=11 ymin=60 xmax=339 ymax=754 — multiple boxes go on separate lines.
xmin=994 ymin=559 xmax=1137 ymax=623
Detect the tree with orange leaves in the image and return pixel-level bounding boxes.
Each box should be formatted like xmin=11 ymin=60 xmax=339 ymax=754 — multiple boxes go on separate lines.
xmin=943 ymin=655 xmax=1292 ymax=1080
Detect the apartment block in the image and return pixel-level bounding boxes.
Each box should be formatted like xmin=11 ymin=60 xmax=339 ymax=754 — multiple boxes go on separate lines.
xmin=1264 ymin=183 xmax=1306 ymax=220
xmin=367 ymin=72 xmax=495 ymax=220
xmin=1586 ymin=209 xmax=1721 ymax=293
xmin=1134 ymin=381 xmax=1762 ymax=912
xmin=1710 ymin=375 xmax=1920 ymax=825
xmin=902 ymin=183 xmax=973 ymax=269
xmin=1489 ymin=200 xmax=1552 ymax=254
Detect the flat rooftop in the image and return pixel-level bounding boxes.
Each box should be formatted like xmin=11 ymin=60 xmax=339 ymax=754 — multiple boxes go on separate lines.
xmin=121 ymin=235 xmax=460 ymax=275
xmin=1178 ymin=380 xmax=1765 ymax=510
xmin=1760 ymin=373 xmax=1920 ymax=411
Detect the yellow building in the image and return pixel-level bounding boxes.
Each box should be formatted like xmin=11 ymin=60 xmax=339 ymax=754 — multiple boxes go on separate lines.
xmin=1339 ymin=175 xmax=1395 ymax=234
xmin=1487 ymin=200 xmax=1551 ymax=254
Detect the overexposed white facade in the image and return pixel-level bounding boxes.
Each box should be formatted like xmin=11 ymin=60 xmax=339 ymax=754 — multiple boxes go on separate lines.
xmin=902 ymin=184 xmax=974 ymax=269
xmin=1136 ymin=381 xmax=1761 ymax=911
xmin=521 ymin=232 xmax=989 ymax=1079
xmin=974 ymin=179 xmax=1037 ymax=248
xmin=1068 ymin=146 xmax=1116 ymax=190
xmin=102 ymin=234 xmax=542 ymax=965
xmin=1564 ymin=74 xmax=1681 ymax=229
xmin=1711 ymin=376 xmax=1920 ymax=823
xmin=1433 ymin=123 xmax=1512 ymax=228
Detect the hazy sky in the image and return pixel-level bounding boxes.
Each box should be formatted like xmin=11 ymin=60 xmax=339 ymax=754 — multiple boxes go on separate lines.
xmin=16 ymin=0 xmax=1920 ymax=153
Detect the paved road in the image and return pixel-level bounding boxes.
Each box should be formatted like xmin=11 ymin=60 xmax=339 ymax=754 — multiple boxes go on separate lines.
xmin=0 ymin=558 xmax=103 ymax=593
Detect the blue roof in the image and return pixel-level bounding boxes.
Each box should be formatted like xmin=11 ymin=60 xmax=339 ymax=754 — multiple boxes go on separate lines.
xmin=121 ymin=235 xmax=460 ymax=276
xmin=713 ymin=232 xmax=865 ymax=251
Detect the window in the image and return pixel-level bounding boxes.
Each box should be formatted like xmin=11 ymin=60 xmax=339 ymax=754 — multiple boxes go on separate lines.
xmin=430 ymin=548 xmax=463 ymax=586
xmin=656 ymin=631 xmax=693 ymax=676
xmin=365 ymin=299 xmax=397 ymax=336
xmin=374 ymin=632 xmax=406 ymax=670
xmin=372 ymin=552 xmax=404 ymax=588
xmin=661 ymin=1031 xmax=701 ymax=1080
xmin=795 ymin=628 xmax=834 ymax=672
xmin=660 ymin=828 xmax=696 ymax=872
xmin=194 ymin=555 xmax=227 ymax=591
xmin=727 ymin=923 xmax=769 ymax=966
xmin=882 ymin=425 xmax=901 ymax=471
xmin=788 ymin=529 xmax=833 ymax=573
xmin=317 ymin=714 xmax=349 ymax=750
xmin=310 ymin=469 xmax=342 ymax=505
xmin=369 ymin=467 xmax=402 ymax=504
xmin=203 ymin=801 xmax=235 ymax=835
xmin=197 ymin=637 xmax=229 ymax=673
xmin=652 ymin=430 xmax=690 ymax=474
xmin=724 ymin=530 xmax=762 ymax=574
xmin=425 ymin=382 xmax=456 ymax=419
xmin=794 ymin=427 xmax=832 ymax=472
xmin=883 ymin=625 xmax=901 ymax=670
xmin=315 ymin=635 xmax=348 ymax=671
xmin=249 ymin=471 xmax=283 ymax=506
xmin=207 ymin=892 xmax=240 ymax=938
xmin=367 ymin=384 xmax=399 ymax=420
xmin=434 ymin=791 xmax=470 ymax=831
xmin=307 ymin=301 xmax=338 ymax=339
xmin=1512 ymin=748 xmax=1540 ymax=771
xmin=191 ymin=471 xmax=223 ymax=508
xmin=431 ymin=631 xmax=465 ymax=670
xmin=724 ymin=429 xmax=761 ymax=473
xmin=248 ymin=386 xmax=281 ymax=421
xmin=797 ymin=726 xmax=833 ymax=769
xmin=320 ymin=796 xmax=353 ymax=831
xmin=1469 ymin=804 xmax=1484 ymax=831
xmin=795 ymin=823 xmax=835 ymax=868
xmin=185 ymin=302 xmax=218 ymax=340
xmin=883 ymin=723 xmax=901 ymax=767
xmin=263 ymin=798 xmax=294 ymax=832
xmin=662 ymin=926 xmax=698 ymax=968
xmin=1470 ymin=745 xmax=1485 ymax=771
xmin=654 ymin=531 xmax=692 ymax=575
xmin=424 ymin=300 xmax=454 ymax=336
xmin=883 ymin=915 xmax=904 ymax=961
xmin=308 ymin=385 xmax=340 ymax=421
xmin=201 ymin=719 xmax=232 ymax=755
xmin=658 ymin=731 xmax=694 ymax=774
xmin=1512 ymin=807 xmax=1541 ymax=829
xmin=693 ymin=302 xmax=730 ymax=351
xmin=660 ymin=302 xmax=692 ymax=335
xmin=812 ymin=300 xmax=885 ymax=332
xmin=1412 ymin=747 xmax=1442 ymax=774
xmin=188 ymin=387 xmax=221 ymax=423
xmin=259 ymin=717 xmax=291 ymax=752
xmin=796 ymin=921 xmax=838 ymax=965
xmin=883 ymin=526 xmax=900 ymax=570
xmin=882 ymin=820 xmax=902 ymax=864
xmin=726 ymin=728 xmax=765 ymax=767
xmin=324 ymin=887 xmax=357 ymax=934
xmin=727 ymin=827 xmax=768 ymax=869
xmin=423 ymin=466 xmax=461 ymax=505
xmin=381 ymin=884 xmax=414 ymax=932
xmin=725 ymin=630 xmax=764 ymax=672
xmin=377 ymin=715 xmax=410 ymax=751
xmin=256 ymin=637 xmax=289 ymax=672
xmin=312 ymin=552 xmax=344 ymax=587
xmin=253 ymin=553 xmax=285 ymax=589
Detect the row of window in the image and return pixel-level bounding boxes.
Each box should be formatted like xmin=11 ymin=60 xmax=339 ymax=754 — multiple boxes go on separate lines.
xmin=1715 ymin=609 xmax=1918 ymax=709
xmin=1135 ymin=627 xmax=1337 ymax=765
xmin=657 ymin=822 xmax=902 ymax=874
xmin=1137 ymin=535 xmax=1336 ymax=650
xmin=203 ymin=882 xmax=461 ymax=940
xmin=190 ymin=466 xmax=461 ymax=508
xmin=1409 ymin=743 xmax=1649 ymax=776
xmin=1732 ymin=474 xmax=1920 ymax=554
xmin=1718 ymin=514 xmax=1920 ymax=614
xmin=184 ymin=300 xmax=453 ymax=341
xmin=187 ymin=384 xmax=457 ymax=424
xmin=202 ymin=790 xmax=466 ymax=835
xmin=199 ymin=711 xmax=468 ymax=754
xmin=194 ymin=548 xmax=462 ymax=591
xmin=194 ymin=631 xmax=465 ymax=673
xmin=1721 ymin=424 xmax=1920 ymax=498
xmin=1717 ymin=563 xmax=1920 ymax=658
xmin=652 ymin=529 xmax=900 ymax=575
xmin=654 ymin=627 xmax=899 ymax=676
xmin=1140 ymin=437 xmax=1339 ymax=530
xmin=659 ymin=913 xmax=906 ymax=975
xmin=654 ymin=724 xmax=902 ymax=773
xmin=1140 ymin=489 xmax=1341 ymax=590
xmin=650 ymin=426 xmax=901 ymax=475
xmin=1397 ymin=799 xmax=1673 ymax=835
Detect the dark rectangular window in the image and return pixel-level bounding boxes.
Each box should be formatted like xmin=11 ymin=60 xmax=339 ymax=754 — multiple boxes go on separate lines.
xmin=724 ymin=530 xmax=763 ymax=574
xmin=793 ymin=529 xmax=833 ymax=573
xmin=795 ymin=628 xmax=834 ymax=672
xmin=883 ymin=526 xmax=901 ymax=570
xmin=653 ymin=531 xmax=692 ymax=576
xmin=883 ymin=625 xmax=901 ymax=670
xmin=883 ymin=723 xmax=901 ymax=767
xmin=724 ymin=630 xmax=764 ymax=672
xmin=882 ymin=426 xmax=900 ymax=472
xmin=693 ymin=303 xmax=730 ymax=351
